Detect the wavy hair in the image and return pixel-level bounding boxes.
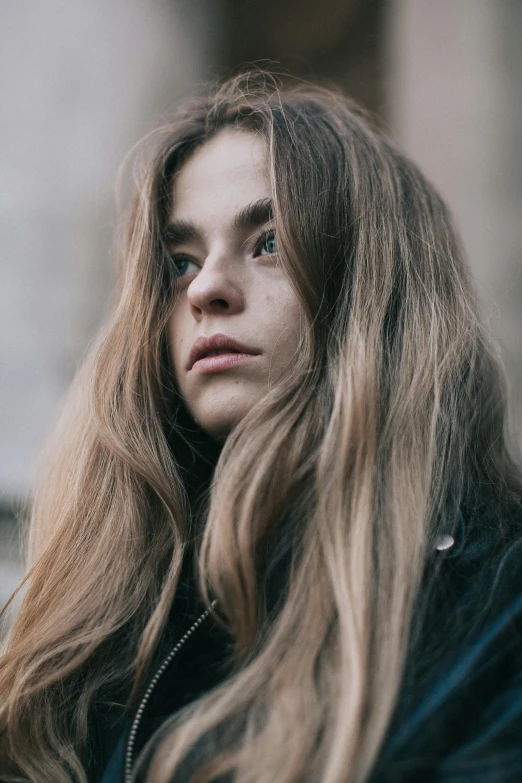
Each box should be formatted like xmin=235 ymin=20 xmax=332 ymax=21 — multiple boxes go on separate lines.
xmin=1 ymin=70 xmax=521 ymax=783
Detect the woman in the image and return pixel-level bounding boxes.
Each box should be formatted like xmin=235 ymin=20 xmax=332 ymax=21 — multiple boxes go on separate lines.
xmin=1 ymin=70 xmax=522 ymax=783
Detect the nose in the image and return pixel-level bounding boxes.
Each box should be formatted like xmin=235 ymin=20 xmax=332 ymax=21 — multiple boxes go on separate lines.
xmin=186 ymin=248 xmax=245 ymax=318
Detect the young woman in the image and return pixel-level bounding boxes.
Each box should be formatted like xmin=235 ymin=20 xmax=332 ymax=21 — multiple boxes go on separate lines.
xmin=1 ymin=71 xmax=522 ymax=783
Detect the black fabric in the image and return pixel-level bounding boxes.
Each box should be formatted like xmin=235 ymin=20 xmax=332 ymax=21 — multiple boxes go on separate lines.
xmin=97 ymin=492 xmax=522 ymax=783
xmin=132 ymin=615 xmax=233 ymax=775
xmin=367 ymin=496 xmax=522 ymax=782
xmin=92 ymin=551 xmax=234 ymax=783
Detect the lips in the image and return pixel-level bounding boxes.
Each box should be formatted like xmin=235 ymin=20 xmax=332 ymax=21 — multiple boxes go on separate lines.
xmin=187 ymin=333 xmax=261 ymax=370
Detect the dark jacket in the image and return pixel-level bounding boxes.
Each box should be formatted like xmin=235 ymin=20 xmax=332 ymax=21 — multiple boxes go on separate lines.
xmin=96 ymin=492 xmax=522 ymax=783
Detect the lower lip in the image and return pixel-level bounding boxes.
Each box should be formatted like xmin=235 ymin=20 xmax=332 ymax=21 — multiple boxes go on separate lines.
xmin=191 ymin=353 xmax=259 ymax=374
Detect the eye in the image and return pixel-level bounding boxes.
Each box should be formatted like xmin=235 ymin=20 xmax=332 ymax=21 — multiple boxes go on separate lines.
xmin=255 ymin=230 xmax=277 ymax=257
xmin=170 ymin=256 xmax=200 ymax=278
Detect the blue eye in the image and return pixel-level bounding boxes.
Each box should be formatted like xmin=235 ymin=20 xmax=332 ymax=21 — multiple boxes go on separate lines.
xmin=171 ymin=257 xmax=199 ymax=278
xmin=257 ymin=231 xmax=277 ymax=256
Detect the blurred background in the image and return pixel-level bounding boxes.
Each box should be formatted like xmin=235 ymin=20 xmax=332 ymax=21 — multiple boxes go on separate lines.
xmin=1 ymin=0 xmax=521 ymax=605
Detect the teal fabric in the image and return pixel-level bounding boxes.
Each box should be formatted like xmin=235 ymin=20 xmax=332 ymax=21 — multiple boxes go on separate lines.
xmin=100 ymin=725 xmax=128 ymax=783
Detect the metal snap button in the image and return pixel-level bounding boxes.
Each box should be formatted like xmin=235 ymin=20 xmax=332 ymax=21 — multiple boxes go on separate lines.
xmin=434 ymin=534 xmax=455 ymax=551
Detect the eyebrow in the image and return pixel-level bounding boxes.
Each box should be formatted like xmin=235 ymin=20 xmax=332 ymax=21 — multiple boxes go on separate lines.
xmin=233 ymin=198 xmax=273 ymax=230
xmin=162 ymin=198 xmax=273 ymax=245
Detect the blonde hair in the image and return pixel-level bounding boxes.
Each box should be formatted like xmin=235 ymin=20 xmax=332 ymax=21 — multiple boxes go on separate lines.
xmin=1 ymin=70 xmax=521 ymax=783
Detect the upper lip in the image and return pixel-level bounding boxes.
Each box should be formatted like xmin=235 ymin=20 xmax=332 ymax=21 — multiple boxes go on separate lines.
xmin=187 ymin=333 xmax=261 ymax=370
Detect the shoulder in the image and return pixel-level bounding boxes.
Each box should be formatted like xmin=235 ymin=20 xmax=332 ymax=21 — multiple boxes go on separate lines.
xmin=436 ymin=492 xmax=522 ymax=643
xmin=432 ymin=492 xmax=522 ymax=708
xmin=374 ymin=491 xmax=522 ymax=782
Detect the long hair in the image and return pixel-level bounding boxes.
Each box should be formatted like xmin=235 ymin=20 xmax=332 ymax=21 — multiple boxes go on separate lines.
xmin=1 ymin=70 xmax=521 ymax=783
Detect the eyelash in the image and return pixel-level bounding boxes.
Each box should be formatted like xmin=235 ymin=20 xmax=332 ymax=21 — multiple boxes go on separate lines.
xmin=169 ymin=228 xmax=277 ymax=279
xmin=252 ymin=227 xmax=277 ymax=257
xmin=169 ymin=255 xmax=198 ymax=279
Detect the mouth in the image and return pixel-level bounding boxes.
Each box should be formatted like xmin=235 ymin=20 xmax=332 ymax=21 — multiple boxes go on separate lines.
xmin=204 ymin=349 xmax=241 ymax=357
xmin=187 ymin=333 xmax=261 ymax=370
xmin=190 ymin=351 xmax=260 ymax=374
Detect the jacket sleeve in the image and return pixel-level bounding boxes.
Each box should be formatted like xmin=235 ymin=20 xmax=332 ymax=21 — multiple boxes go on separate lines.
xmin=372 ymin=529 xmax=522 ymax=783
xmin=433 ymin=590 xmax=522 ymax=783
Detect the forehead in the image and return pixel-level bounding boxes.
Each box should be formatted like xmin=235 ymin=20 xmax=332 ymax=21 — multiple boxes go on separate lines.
xmin=170 ymin=129 xmax=270 ymax=225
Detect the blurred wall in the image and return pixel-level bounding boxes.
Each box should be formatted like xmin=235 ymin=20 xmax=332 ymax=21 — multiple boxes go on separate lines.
xmin=0 ymin=0 xmax=222 ymax=605
xmin=222 ymin=0 xmax=386 ymax=114
xmin=0 ymin=0 xmax=221 ymax=505
xmin=386 ymin=0 xmax=522 ymax=444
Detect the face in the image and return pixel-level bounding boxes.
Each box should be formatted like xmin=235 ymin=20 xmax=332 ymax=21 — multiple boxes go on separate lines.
xmin=166 ymin=129 xmax=304 ymax=441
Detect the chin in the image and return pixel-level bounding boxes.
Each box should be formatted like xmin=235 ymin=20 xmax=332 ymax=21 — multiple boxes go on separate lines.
xmin=199 ymin=414 xmax=238 ymax=442
xmin=196 ymin=404 xmax=252 ymax=443
xmin=186 ymin=387 xmax=261 ymax=441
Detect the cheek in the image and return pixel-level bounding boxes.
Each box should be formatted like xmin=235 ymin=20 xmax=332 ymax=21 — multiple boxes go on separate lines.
xmin=166 ymin=303 xmax=186 ymax=377
xmin=270 ymin=286 xmax=304 ymax=359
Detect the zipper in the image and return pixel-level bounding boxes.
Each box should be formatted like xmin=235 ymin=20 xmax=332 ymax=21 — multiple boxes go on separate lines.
xmin=124 ymin=600 xmax=217 ymax=783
